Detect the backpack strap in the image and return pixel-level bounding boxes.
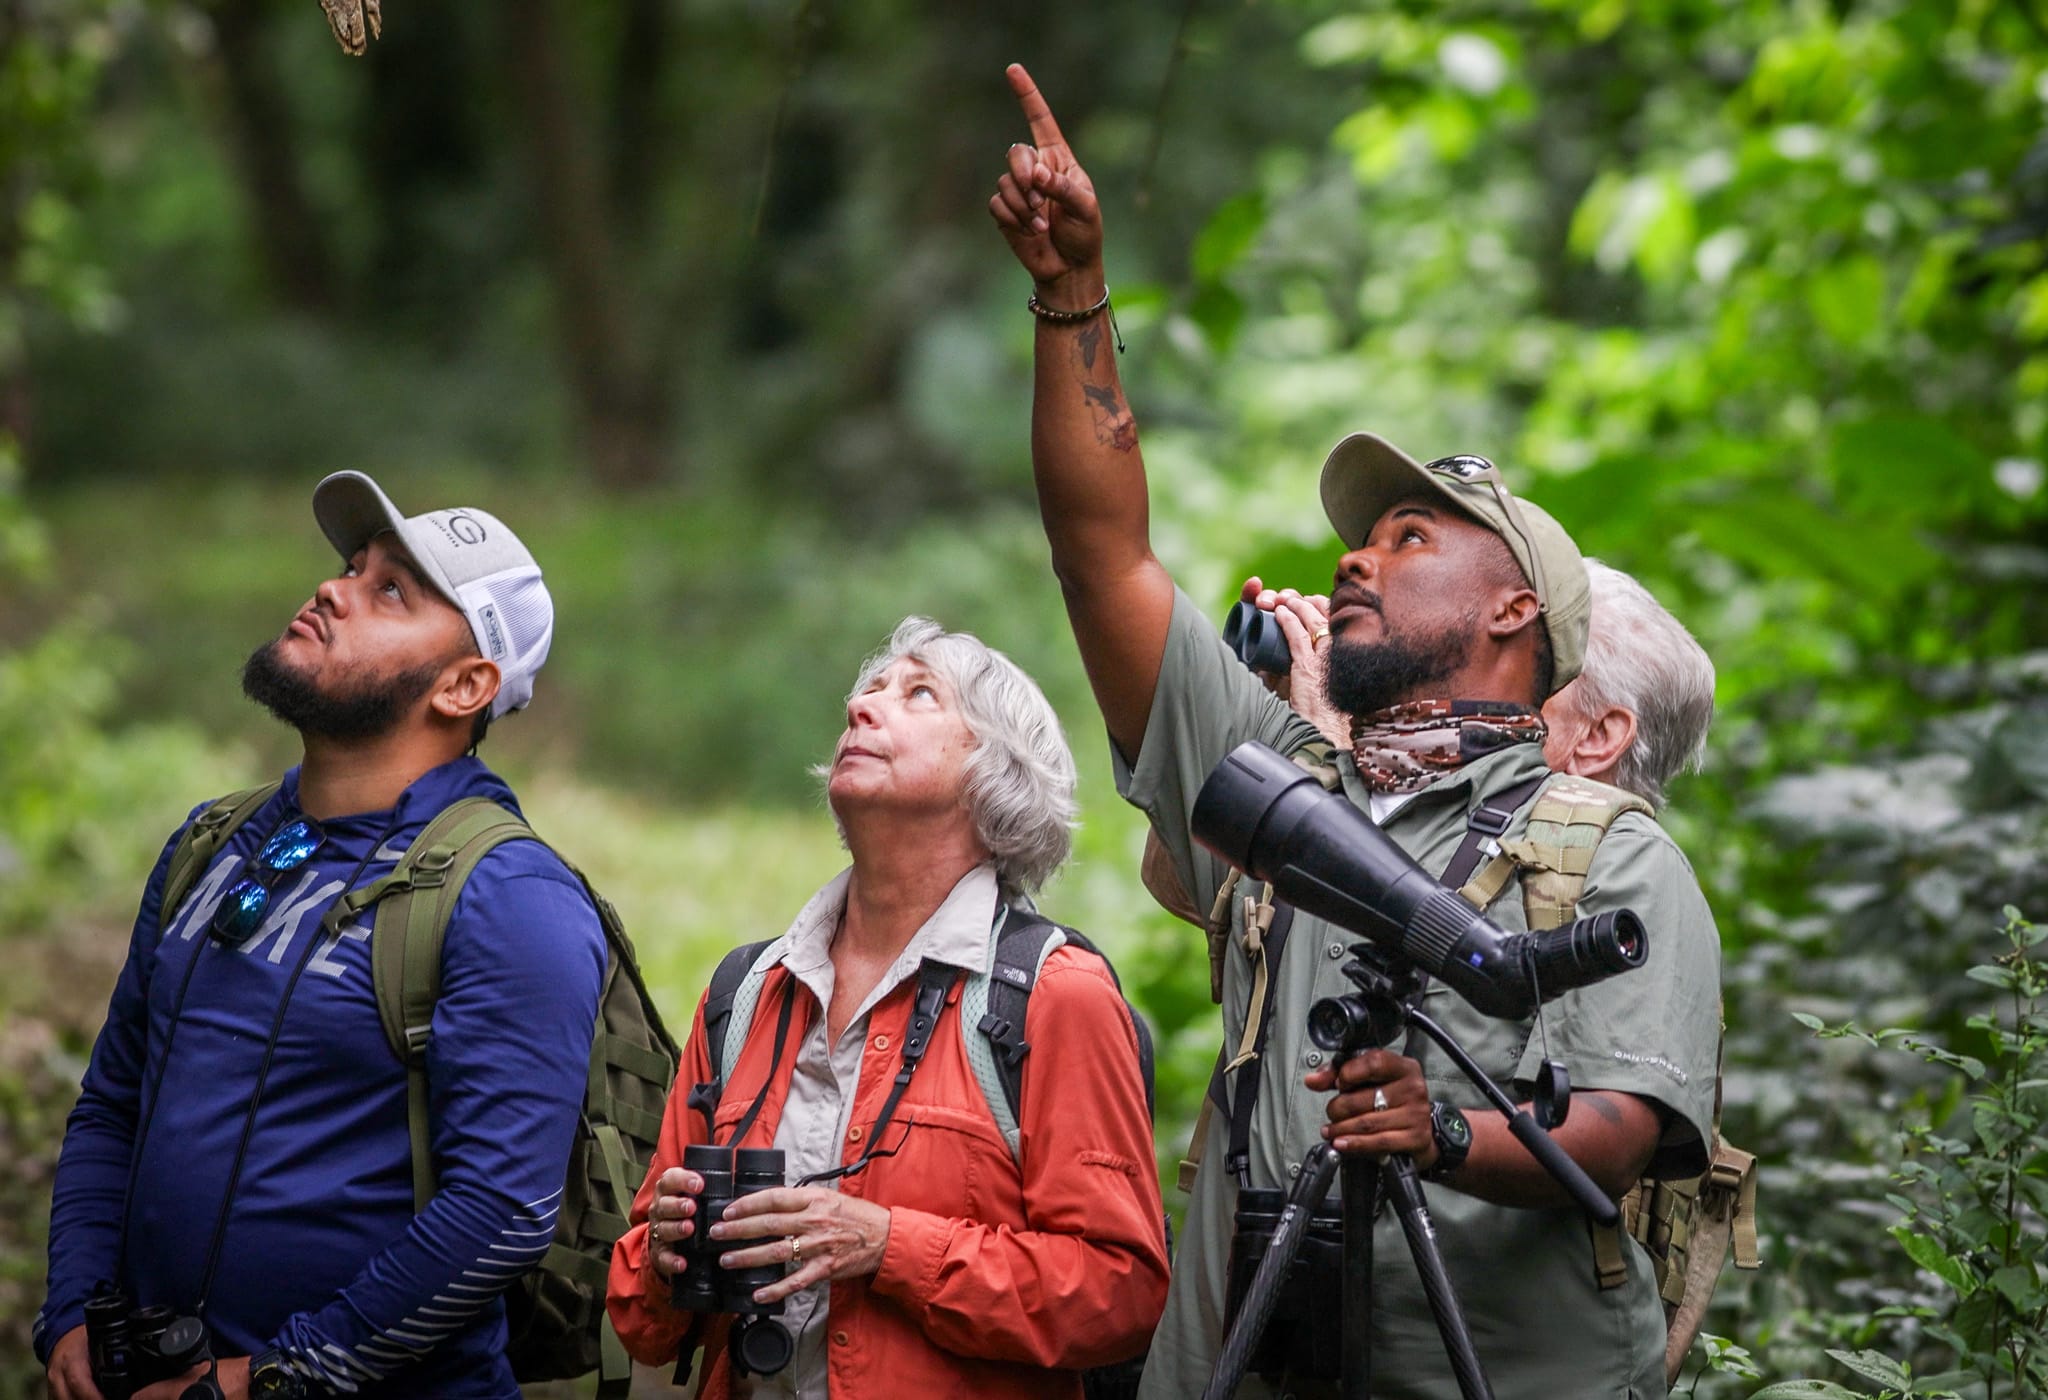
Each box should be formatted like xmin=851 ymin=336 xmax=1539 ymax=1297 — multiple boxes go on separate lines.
xmin=158 ymin=783 xmax=282 ymax=936
xmin=700 ymin=939 xmax=783 ymax=1112
xmin=961 ymin=907 xmax=1064 ymax=1161
xmin=359 ymin=797 xmax=541 ymax=1210
xmin=1497 ymin=774 xmax=1653 ymax=930
xmin=962 ymin=907 xmax=1157 ymax=1164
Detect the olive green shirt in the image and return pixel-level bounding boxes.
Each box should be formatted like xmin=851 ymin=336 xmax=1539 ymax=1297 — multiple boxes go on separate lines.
xmin=1126 ymin=589 xmax=1722 ymax=1400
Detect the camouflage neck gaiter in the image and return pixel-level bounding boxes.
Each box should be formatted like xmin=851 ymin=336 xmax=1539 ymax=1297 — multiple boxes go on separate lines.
xmin=1349 ymin=699 xmax=1548 ymax=795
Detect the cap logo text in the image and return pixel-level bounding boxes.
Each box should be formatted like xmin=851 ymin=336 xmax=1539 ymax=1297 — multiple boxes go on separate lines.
xmin=477 ymin=602 xmax=508 ymax=661
xmin=441 ymin=513 xmax=487 ymax=546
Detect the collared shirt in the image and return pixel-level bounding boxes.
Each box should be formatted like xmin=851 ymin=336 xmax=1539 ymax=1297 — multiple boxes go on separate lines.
xmin=748 ymin=865 xmax=1001 ymax=1399
xmin=607 ymin=865 xmax=1170 ymax=1400
xmin=1125 ymin=588 xmax=1724 ymax=1400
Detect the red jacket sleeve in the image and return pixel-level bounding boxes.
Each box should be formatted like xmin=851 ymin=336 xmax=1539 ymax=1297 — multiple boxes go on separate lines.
xmin=605 ymin=987 xmax=714 ymax=1365
xmin=869 ymin=945 xmax=1171 ymax=1369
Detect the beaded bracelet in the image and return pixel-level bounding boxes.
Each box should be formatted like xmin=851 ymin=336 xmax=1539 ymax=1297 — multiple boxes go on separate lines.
xmin=1027 ymin=285 xmax=1125 ymax=353
xmin=1027 ymin=285 xmax=1111 ymax=322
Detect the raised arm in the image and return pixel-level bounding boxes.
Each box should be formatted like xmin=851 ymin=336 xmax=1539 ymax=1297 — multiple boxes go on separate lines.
xmin=991 ymin=64 xmax=1175 ymax=759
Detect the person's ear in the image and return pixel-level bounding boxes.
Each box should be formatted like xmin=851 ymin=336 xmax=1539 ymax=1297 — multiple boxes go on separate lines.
xmin=1570 ymin=703 xmax=1638 ymax=784
xmin=1487 ymin=586 xmax=1542 ymax=642
xmin=433 ymin=655 xmax=502 ymax=726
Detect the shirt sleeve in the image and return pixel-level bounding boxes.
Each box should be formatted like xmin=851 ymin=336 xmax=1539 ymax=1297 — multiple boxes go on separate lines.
xmin=35 ymin=815 xmax=198 ymax=1365
xmin=868 ymin=945 xmax=1171 ymax=1370
xmin=1113 ymin=587 xmax=1323 ymax=926
xmin=265 ymin=855 xmax=608 ymax=1391
xmin=1511 ymin=812 xmax=1724 ymax=1178
xmin=606 ymin=987 xmax=716 ymax=1367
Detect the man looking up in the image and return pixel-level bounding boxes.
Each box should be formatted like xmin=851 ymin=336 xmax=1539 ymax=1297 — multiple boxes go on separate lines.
xmin=991 ymin=65 xmax=1723 ymax=1399
xmin=1246 ymin=558 xmax=1715 ymax=807
xmin=38 ymin=475 xmax=606 ymax=1400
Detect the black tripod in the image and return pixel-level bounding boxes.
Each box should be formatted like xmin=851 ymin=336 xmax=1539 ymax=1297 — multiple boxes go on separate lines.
xmin=1202 ymin=944 xmax=1624 ymax=1400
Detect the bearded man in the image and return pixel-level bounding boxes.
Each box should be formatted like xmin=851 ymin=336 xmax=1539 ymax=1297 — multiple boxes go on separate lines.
xmin=37 ymin=474 xmax=606 ymax=1400
xmin=992 ymin=65 xmax=1723 ymax=1399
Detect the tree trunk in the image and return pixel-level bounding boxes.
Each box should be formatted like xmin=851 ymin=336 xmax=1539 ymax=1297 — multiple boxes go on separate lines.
xmin=498 ymin=0 xmax=671 ymax=489
xmin=207 ymin=0 xmax=341 ymax=314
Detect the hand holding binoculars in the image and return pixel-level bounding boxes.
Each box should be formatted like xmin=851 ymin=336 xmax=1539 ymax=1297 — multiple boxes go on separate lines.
xmin=668 ymin=1144 xmax=796 ymax=1378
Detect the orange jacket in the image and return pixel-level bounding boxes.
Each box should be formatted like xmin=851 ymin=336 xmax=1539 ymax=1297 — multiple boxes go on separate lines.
xmin=607 ymin=943 xmax=1170 ymax=1398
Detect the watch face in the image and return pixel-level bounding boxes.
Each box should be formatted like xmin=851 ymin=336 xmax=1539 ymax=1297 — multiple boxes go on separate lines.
xmin=250 ymin=1358 xmax=299 ymax=1400
xmin=1442 ymin=1107 xmax=1472 ymax=1149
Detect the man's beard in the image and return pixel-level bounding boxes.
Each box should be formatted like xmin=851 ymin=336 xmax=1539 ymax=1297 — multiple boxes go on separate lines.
xmin=1324 ymin=610 xmax=1477 ymax=718
xmin=241 ymin=640 xmax=443 ymax=742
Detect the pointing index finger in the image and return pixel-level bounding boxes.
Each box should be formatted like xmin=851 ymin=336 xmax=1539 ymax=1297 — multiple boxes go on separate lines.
xmin=1006 ymin=63 xmax=1069 ymax=152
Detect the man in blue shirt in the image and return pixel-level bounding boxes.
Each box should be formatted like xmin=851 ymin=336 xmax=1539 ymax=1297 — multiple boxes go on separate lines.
xmin=38 ymin=473 xmax=607 ymax=1400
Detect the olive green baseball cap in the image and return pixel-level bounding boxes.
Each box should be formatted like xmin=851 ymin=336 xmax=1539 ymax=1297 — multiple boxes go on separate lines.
xmin=1319 ymin=432 xmax=1589 ymax=697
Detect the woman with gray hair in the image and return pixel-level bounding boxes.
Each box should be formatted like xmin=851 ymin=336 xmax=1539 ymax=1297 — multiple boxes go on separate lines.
xmin=608 ymin=617 xmax=1169 ymax=1399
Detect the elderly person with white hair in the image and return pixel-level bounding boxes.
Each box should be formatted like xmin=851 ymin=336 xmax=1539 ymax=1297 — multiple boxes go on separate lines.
xmin=1539 ymin=561 xmax=1714 ymax=808
xmin=607 ymin=617 xmax=1170 ymax=1399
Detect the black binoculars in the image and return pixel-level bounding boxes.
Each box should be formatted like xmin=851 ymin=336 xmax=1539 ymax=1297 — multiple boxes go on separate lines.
xmin=85 ymin=1287 xmax=212 ymax=1400
xmin=669 ymin=1144 xmax=795 ymax=1378
xmin=1221 ymin=600 xmax=1295 ymax=676
xmin=1223 ymin=1188 xmax=1344 ymax=1383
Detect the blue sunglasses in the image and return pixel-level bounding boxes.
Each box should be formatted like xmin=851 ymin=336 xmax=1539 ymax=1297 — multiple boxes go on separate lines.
xmin=210 ymin=818 xmax=325 ymax=947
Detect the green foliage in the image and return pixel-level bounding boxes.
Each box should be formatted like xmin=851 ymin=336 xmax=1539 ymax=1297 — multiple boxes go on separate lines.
xmin=1754 ymin=911 xmax=2048 ymax=1399
xmin=5 ymin=0 xmax=2048 ymax=1387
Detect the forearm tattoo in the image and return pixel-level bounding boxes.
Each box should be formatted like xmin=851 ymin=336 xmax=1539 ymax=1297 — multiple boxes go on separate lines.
xmin=1074 ymin=322 xmax=1137 ymax=453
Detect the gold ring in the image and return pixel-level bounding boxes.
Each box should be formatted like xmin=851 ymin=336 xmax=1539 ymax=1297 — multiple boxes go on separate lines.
xmin=1372 ymin=1088 xmax=1390 ymax=1113
xmin=1310 ymin=626 xmax=1331 ymax=645
xmin=789 ymin=1235 xmax=802 ymax=1265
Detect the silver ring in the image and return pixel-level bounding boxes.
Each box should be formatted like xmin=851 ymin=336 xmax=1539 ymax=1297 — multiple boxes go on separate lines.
xmin=1372 ymin=1088 xmax=1390 ymax=1114
xmin=788 ymin=1235 xmax=802 ymax=1266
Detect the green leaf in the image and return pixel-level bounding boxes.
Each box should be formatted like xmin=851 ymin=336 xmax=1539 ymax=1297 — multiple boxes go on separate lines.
xmin=1825 ymin=1350 xmax=1911 ymax=1391
xmin=1891 ymin=1226 xmax=1976 ymax=1295
xmin=1792 ymin=1011 xmax=1828 ymax=1031
xmin=1750 ymin=1383 xmax=1871 ymax=1399
xmin=1965 ymin=964 xmax=2018 ymax=991
xmin=1186 ymin=284 xmax=1246 ymax=355
xmin=1806 ymin=253 xmax=1888 ymax=351
xmin=1988 ymin=1263 xmax=2043 ymax=1307
xmin=1191 ymin=193 xmax=1268 ymax=283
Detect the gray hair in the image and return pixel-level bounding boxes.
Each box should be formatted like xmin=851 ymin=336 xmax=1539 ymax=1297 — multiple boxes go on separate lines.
xmin=830 ymin=617 xmax=1078 ymax=897
xmin=1568 ymin=561 xmax=1715 ymax=809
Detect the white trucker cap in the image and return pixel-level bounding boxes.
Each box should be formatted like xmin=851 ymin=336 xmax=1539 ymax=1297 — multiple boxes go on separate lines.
xmin=311 ymin=471 xmax=554 ymax=718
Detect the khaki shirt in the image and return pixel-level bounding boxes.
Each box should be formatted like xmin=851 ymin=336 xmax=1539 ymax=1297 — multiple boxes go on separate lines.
xmin=1127 ymin=589 xmax=1723 ymax=1400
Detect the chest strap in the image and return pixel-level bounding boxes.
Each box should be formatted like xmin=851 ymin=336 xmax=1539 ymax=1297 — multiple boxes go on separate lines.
xmin=721 ymin=959 xmax=956 ymax=1186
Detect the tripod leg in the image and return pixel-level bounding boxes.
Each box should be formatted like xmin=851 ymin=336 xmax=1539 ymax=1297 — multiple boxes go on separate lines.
xmin=1381 ymin=1157 xmax=1494 ymax=1400
xmin=1201 ymin=1145 xmax=1341 ymax=1400
xmin=1340 ymin=1155 xmax=1377 ymax=1400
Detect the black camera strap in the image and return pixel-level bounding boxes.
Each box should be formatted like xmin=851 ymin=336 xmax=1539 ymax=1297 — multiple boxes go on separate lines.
xmin=719 ymin=958 xmax=958 ymax=1186
xmin=721 ymin=979 xmax=800 ymax=1149
xmin=1398 ymin=772 xmax=1548 ymax=1059
xmin=797 ymin=960 xmax=955 ymax=1187
xmin=190 ymin=831 xmax=389 ymax=1321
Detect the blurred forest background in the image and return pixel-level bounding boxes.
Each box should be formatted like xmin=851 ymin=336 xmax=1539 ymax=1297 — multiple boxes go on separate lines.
xmin=3 ymin=0 xmax=2046 ymax=1395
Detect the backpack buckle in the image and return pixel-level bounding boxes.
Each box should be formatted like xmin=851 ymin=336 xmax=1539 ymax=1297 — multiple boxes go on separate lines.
xmin=1467 ymin=804 xmax=1514 ymax=840
xmin=977 ymin=1012 xmax=1030 ymax=1067
xmin=409 ymin=848 xmax=457 ymax=888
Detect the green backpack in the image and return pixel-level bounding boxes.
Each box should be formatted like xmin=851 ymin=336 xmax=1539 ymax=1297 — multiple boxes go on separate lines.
xmin=161 ymin=786 xmax=681 ymax=1398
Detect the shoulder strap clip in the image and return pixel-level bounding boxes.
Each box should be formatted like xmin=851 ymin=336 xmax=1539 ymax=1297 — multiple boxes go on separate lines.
xmin=407 ymin=846 xmax=458 ymax=888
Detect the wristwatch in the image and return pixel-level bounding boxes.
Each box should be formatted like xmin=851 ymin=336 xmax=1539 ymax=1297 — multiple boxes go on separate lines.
xmin=248 ymin=1350 xmax=309 ymax=1400
xmin=1422 ymin=1102 xmax=1472 ymax=1182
